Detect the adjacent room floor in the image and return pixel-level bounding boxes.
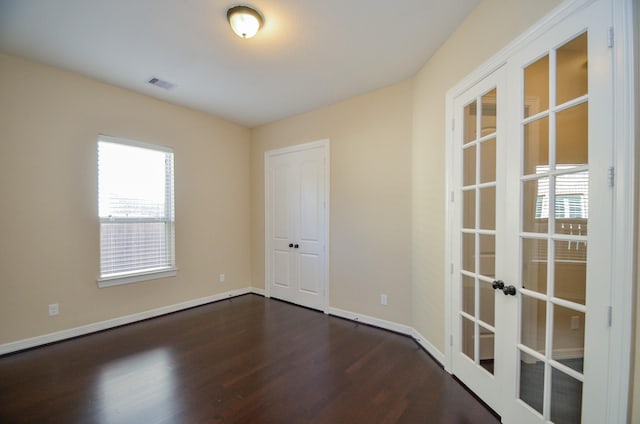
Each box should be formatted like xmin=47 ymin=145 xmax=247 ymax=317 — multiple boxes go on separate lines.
xmin=0 ymin=294 xmax=499 ymax=423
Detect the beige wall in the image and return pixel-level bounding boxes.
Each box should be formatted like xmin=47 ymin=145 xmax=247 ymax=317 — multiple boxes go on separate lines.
xmin=251 ymin=80 xmax=414 ymax=325
xmin=0 ymin=53 xmax=252 ymax=344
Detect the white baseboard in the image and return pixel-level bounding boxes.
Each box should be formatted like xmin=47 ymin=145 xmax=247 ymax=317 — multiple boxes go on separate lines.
xmin=327 ymin=307 xmax=414 ymax=336
xmin=250 ymin=287 xmax=266 ymax=297
xmin=327 ymin=307 xmax=445 ymax=366
xmin=0 ymin=287 xmax=253 ymax=355
xmin=329 ymin=308 xmax=444 ymax=366
xmin=411 ymin=328 xmax=446 ymax=366
xmin=1 ymin=288 xmax=447 ymax=369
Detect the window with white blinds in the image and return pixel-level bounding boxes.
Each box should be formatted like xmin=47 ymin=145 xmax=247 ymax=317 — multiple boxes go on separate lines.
xmin=97 ymin=135 xmax=176 ymax=287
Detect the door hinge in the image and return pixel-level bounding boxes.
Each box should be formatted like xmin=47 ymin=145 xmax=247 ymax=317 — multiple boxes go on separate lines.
xmin=452 ymin=119 xmax=455 ymax=131
xmin=450 ymin=191 xmax=454 ymax=202
xmin=450 ymin=263 xmax=454 ymax=274
xmin=608 ymin=306 xmax=613 ymax=327
xmin=608 ymin=166 xmax=615 ymax=188
xmin=450 ymin=334 xmax=454 ymax=347
xmin=607 ymin=26 xmax=614 ymax=48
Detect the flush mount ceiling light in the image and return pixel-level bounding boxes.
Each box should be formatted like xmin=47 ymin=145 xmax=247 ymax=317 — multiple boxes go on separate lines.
xmin=227 ymin=5 xmax=263 ymax=39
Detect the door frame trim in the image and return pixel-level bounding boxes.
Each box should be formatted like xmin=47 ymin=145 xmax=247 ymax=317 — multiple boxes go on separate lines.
xmin=444 ymin=0 xmax=635 ymax=421
xmin=264 ymin=139 xmax=331 ymax=312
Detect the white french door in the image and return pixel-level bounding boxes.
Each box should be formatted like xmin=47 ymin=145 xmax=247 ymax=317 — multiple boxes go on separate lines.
xmin=451 ymin=66 xmax=507 ymax=414
xmin=502 ymin=1 xmax=612 ymax=422
xmin=450 ymin=1 xmax=613 ymax=422
xmin=265 ymin=140 xmax=329 ymax=311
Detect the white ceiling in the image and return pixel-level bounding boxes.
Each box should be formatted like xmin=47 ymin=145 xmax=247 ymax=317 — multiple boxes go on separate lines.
xmin=0 ymin=0 xmax=480 ymax=127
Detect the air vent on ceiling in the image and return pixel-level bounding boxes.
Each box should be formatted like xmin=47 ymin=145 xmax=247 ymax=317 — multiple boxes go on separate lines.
xmin=147 ymin=77 xmax=175 ymax=90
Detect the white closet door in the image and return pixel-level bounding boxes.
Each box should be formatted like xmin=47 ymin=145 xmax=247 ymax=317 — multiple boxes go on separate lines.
xmin=266 ymin=141 xmax=329 ymax=311
xmin=294 ymin=146 xmax=327 ymax=310
xmin=268 ymin=153 xmax=296 ymax=302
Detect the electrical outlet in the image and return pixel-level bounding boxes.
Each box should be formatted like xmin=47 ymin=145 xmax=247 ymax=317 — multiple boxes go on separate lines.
xmin=570 ymin=315 xmax=580 ymax=330
xmin=380 ymin=294 xmax=388 ymax=306
xmin=219 ymin=273 xmax=225 ymax=283
xmin=48 ymin=303 xmax=59 ymax=317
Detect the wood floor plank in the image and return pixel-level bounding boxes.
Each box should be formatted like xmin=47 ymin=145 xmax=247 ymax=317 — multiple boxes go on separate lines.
xmin=0 ymin=295 xmax=499 ymax=423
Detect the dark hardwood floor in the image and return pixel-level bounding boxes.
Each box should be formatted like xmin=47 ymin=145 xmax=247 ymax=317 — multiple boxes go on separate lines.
xmin=0 ymin=295 xmax=499 ymax=423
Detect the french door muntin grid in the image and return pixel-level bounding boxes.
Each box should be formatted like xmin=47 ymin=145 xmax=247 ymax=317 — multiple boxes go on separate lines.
xmin=460 ymin=87 xmax=498 ymax=372
xmin=516 ymin=32 xmax=589 ymax=421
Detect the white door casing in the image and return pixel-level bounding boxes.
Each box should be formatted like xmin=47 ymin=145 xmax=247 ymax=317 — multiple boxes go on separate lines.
xmin=265 ymin=140 xmax=330 ymax=312
xmin=445 ymin=0 xmax=635 ymax=422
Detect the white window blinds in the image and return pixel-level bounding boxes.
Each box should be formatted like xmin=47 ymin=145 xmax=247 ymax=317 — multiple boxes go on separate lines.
xmin=98 ymin=136 xmax=175 ymax=286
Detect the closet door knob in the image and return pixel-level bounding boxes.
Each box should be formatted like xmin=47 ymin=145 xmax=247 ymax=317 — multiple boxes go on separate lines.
xmin=289 ymin=243 xmax=294 ymax=248
xmin=294 ymin=244 xmax=299 ymax=249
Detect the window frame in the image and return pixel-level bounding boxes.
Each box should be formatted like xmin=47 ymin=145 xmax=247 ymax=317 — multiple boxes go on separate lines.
xmin=97 ymin=135 xmax=176 ymax=288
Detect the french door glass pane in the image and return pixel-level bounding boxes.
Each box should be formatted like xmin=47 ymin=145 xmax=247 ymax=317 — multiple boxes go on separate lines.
xmin=554 ymin=240 xmax=587 ymax=304
xmin=479 ymin=281 xmax=495 ymax=327
xmin=550 ymin=368 xmax=583 ymax=424
xmin=462 ymin=275 xmax=475 ymax=316
xmin=480 ymin=137 xmax=497 ymax=183
xmin=464 ymin=101 xmax=477 ymax=144
xmin=554 ymin=171 xmax=589 ymax=235
xmin=523 ymin=177 xmax=550 ymax=233
xmin=523 ymin=117 xmax=549 ymax=176
xmin=524 ymin=55 xmax=550 ymax=117
xmin=556 ymin=103 xmax=588 ymax=168
xmin=462 ymin=317 xmax=475 ymax=360
xmin=479 ymin=234 xmax=495 ymax=277
xmin=481 ymin=89 xmax=497 ymax=136
xmin=522 ymin=238 xmax=548 ymax=293
xmin=479 ymin=187 xmax=496 ymax=230
xmin=463 ymin=189 xmax=476 ymax=229
xmin=552 ymin=304 xmax=585 ymax=373
xmin=556 ymin=32 xmax=588 ymax=105
xmin=480 ymin=327 xmax=495 ymax=375
xmin=519 ymin=350 xmax=545 ymax=415
xmin=521 ymin=295 xmax=547 ymax=351
xmin=462 ymin=233 xmax=476 ymax=272
xmin=464 ymin=146 xmax=476 ymax=186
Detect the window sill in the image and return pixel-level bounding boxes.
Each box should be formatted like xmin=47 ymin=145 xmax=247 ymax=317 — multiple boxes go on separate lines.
xmin=97 ymin=268 xmax=177 ymax=288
